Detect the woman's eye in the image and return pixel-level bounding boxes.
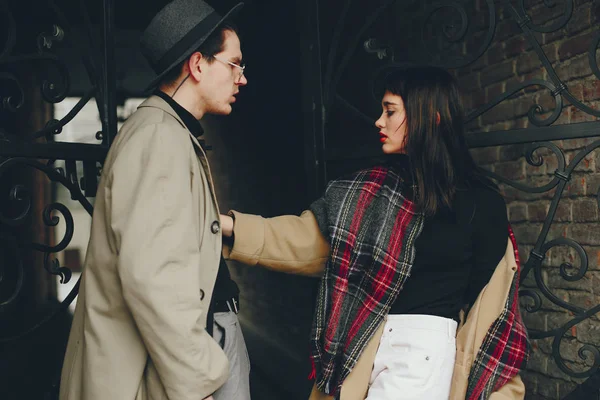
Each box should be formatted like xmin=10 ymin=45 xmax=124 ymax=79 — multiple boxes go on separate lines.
xmin=386 ymin=111 xmax=394 ymax=116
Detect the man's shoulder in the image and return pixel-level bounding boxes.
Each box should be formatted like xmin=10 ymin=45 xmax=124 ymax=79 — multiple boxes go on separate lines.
xmin=123 ymin=98 xmax=183 ymax=129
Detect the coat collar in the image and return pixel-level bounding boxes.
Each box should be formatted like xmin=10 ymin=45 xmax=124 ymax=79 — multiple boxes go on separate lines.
xmin=137 ymin=95 xmax=219 ymax=214
xmin=137 ymin=95 xmax=206 ymax=152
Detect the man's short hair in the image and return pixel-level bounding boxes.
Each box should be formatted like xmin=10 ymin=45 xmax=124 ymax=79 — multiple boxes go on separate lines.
xmin=160 ymin=20 xmax=239 ymax=87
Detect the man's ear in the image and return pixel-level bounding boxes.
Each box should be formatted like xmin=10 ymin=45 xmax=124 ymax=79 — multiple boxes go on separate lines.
xmin=188 ymin=52 xmax=203 ymax=82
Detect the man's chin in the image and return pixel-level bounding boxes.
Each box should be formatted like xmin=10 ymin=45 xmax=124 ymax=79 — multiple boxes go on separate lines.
xmin=209 ymin=106 xmax=233 ymax=116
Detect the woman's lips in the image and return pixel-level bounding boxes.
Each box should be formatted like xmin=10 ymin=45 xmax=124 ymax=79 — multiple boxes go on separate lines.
xmin=379 ymin=132 xmax=387 ymax=143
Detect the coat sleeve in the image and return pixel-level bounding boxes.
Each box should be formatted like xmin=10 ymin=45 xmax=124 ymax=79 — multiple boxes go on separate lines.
xmin=222 ymin=210 xmax=330 ymax=277
xmin=489 ymin=374 xmax=526 ymax=400
xmin=110 ymin=125 xmax=229 ymax=400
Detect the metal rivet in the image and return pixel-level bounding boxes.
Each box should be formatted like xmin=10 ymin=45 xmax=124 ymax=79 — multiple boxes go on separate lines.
xmin=211 ymin=220 xmax=220 ymax=234
xmin=389 ymin=328 xmax=393 ymax=332
xmin=425 ymin=356 xmax=430 ymax=361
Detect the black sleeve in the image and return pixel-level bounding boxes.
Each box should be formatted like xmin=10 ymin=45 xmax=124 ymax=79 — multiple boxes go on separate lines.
xmin=465 ymin=187 xmax=509 ymax=306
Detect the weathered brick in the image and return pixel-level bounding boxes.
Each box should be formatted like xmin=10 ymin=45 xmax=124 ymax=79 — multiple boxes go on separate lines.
xmin=547 ymin=268 xmax=593 ymax=292
xmin=559 ymin=31 xmax=597 ymax=61
xmin=556 ymin=55 xmax=593 ymax=82
xmin=517 ymin=51 xmax=542 ymax=75
xmin=485 ymin=82 xmax=505 ymax=103
xmin=512 ymin=116 xmax=529 ymax=129
xmin=458 ymin=73 xmax=480 ymax=92
xmin=570 ymin=223 xmax=600 ymax=245
xmin=548 ymin=222 xmax=568 ymax=240
xmin=529 ymin=201 xmax=550 ymax=222
xmin=514 ymin=94 xmax=542 ymax=118
xmin=585 ymin=173 xmax=600 ymax=193
xmin=585 ymin=247 xmax=600 ymax=270
xmin=500 ymin=143 xmax=526 ymax=161
xmin=554 ymin=199 xmax=572 ymax=222
xmin=495 ymin=160 xmax=526 ymax=180
xmin=529 ymin=1 xmax=568 ymax=26
xmin=496 ymin=19 xmax=520 ymax=41
xmin=481 ymin=101 xmax=514 ymax=125
xmin=509 ymin=202 xmax=528 ymax=222
xmin=565 ymin=174 xmax=586 ymax=197
xmin=547 ymin=312 xmax=575 ymax=334
xmin=537 ymin=336 xmax=555 ymax=355
xmin=470 ymin=146 xmax=499 ymax=165
xmin=521 ymin=372 xmax=539 ymax=397
xmin=526 ymin=158 xmax=547 ymax=175
xmin=583 ymin=80 xmax=600 ymax=101
xmin=558 ymin=380 xmax=579 ymax=399
xmin=487 ymin=42 xmax=505 ymax=65
xmin=506 ymin=35 xmax=532 ymax=58
xmin=535 ymin=373 xmax=560 ymax=399
xmin=513 ymin=222 xmax=543 ymax=244
xmin=557 ymin=338 xmax=588 ymax=364
xmin=480 ymin=61 xmax=515 ymax=87
xmin=574 ymin=153 xmax=596 ymax=172
xmin=565 ymin=3 xmax=592 ymax=35
xmin=573 ymin=198 xmax=598 ymax=221
xmin=527 ymin=347 xmax=549 ymax=375
xmin=523 ymin=311 xmax=547 ymax=331
xmin=576 ymin=318 xmax=600 ymax=342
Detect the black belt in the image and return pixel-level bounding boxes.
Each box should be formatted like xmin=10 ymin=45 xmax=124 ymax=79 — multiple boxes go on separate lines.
xmin=214 ymin=295 xmax=240 ymax=314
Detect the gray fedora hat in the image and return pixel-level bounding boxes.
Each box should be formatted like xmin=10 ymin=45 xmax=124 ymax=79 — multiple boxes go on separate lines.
xmin=141 ymin=0 xmax=243 ymax=90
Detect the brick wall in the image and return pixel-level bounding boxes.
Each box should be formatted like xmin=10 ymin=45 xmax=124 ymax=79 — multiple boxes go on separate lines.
xmin=457 ymin=1 xmax=600 ymax=398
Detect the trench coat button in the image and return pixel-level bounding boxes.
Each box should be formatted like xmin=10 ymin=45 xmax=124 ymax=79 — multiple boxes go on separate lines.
xmin=199 ymin=289 xmax=205 ymax=300
xmin=211 ymin=220 xmax=220 ymax=234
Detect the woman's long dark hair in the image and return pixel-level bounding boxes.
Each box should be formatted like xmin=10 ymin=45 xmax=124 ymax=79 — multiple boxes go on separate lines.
xmin=383 ymin=66 xmax=478 ymax=216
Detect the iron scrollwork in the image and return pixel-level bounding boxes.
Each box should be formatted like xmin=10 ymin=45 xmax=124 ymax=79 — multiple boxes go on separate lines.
xmin=0 ymin=0 xmax=112 ymax=347
xmin=483 ymin=138 xmax=600 ymax=381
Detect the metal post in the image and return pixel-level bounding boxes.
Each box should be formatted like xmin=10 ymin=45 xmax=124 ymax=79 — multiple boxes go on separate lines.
xmin=100 ymin=0 xmax=117 ymax=147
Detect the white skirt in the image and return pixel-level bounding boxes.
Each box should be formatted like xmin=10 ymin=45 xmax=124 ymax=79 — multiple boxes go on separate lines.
xmin=365 ymin=314 xmax=458 ymax=400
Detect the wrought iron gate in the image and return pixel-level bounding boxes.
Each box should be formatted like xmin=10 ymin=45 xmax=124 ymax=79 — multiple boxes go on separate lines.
xmin=0 ymin=0 xmax=115 ymax=397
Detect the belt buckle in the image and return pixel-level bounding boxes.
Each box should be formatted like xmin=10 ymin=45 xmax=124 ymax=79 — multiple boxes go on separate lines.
xmin=226 ymin=297 xmax=239 ymax=314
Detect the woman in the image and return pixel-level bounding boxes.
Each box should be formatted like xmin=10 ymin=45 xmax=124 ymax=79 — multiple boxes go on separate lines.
xmin=220 ymin=66 xmax=529 ymax=400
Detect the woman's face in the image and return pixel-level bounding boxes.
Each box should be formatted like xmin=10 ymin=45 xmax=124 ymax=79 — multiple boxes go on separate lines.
xmin=375 ymin=91 xmax=407 ymax=154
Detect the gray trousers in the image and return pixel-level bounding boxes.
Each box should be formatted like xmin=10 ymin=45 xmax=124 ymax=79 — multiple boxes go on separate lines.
xmin=212 ymin=311 xmax=251 ymax=400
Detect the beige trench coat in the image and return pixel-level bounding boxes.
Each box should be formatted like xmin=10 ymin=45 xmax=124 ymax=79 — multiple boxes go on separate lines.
xmin=60 ymin=96 xmax=229 ymax=400
xmin=224 ymin=210 xmax=526 ymax=400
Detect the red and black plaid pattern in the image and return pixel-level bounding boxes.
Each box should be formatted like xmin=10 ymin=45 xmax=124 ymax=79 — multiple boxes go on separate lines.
xmin=309 ymin=167 xmax=424 ymax=397
xmin=466 ymin=226 xmax=530 ymax=399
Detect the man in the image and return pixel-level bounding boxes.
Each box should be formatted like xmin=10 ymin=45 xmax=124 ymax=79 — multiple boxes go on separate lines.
xmin=59 ymin=1 xmax=250 ymax=399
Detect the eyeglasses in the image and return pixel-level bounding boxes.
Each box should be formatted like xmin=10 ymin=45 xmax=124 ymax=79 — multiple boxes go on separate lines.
xmin=213 ymin=56 xmax=246 ymax=81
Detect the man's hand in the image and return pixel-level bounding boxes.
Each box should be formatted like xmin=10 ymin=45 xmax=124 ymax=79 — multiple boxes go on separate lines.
xmin=220 ymin=214 xmax=234 ymax=238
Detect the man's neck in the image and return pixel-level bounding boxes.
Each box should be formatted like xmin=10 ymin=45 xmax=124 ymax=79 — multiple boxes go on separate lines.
xmin=157 ymin=84 xmax=204 ymax=120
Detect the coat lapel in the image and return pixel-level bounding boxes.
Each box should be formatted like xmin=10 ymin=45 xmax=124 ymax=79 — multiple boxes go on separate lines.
xmin=137 ymin=96 xmax=220 ymax=214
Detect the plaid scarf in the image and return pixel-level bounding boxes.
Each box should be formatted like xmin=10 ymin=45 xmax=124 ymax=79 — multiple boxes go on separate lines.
xmin=309 ymin=166 xmax=529 ymax=399
xmin=465 ymin=227 xmax=530 ymax=399
xmin=309 ymin=166 xmax=424 ymax=397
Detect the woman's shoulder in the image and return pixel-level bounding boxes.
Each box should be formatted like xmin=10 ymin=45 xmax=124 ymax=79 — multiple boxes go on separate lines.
xmin=328 ymin=165 xmax=394 ymax=185
xmin=464 ymin=177 xmax=508 ymax=230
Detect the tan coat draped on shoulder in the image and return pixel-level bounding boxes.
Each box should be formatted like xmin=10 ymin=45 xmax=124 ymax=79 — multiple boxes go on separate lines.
xmin=224 ymin=210 xmax=525 ymax=400
xmin=60 ymin=96 xmax=229 ymax=400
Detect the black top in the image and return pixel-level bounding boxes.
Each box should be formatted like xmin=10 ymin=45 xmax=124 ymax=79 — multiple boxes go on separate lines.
xmin=387 ymin=156 xmax=508 ymax=320
xmin=155 ymin=90 xmax=239 ymax=302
